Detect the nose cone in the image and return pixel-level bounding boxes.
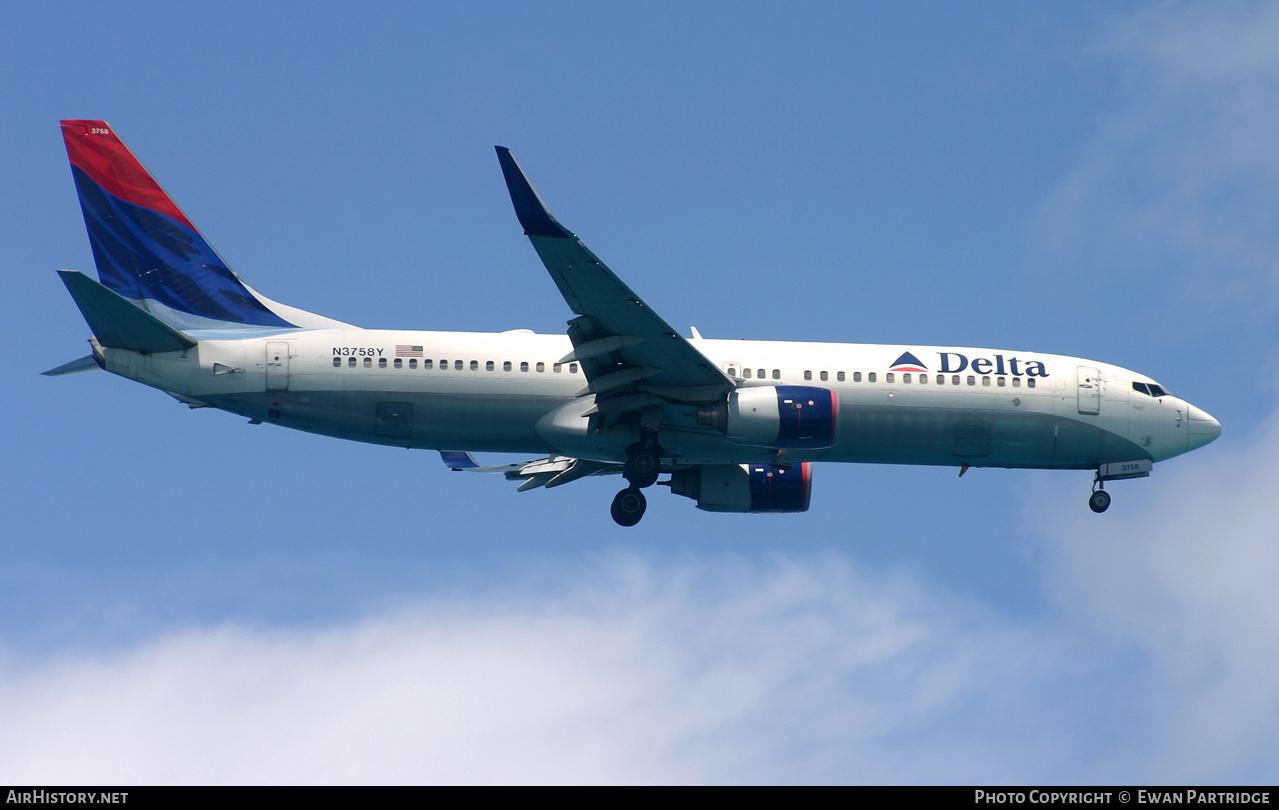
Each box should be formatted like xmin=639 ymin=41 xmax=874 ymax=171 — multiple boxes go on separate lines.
xmin=1187 ymin=404 xmax=1221 ymax=451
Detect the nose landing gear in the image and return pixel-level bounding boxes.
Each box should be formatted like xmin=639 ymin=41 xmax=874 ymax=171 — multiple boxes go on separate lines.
xmin=1088 ymin=460 xmax=1152 ymax=513
xmin=1088 ymin=487 xmax=1111 ymax=513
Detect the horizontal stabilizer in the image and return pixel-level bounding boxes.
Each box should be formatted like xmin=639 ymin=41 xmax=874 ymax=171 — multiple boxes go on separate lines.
xmin=58 ymin=270 xmax=196 ymax=352
xmin=41 ymin=354 xmax=101 ymax=376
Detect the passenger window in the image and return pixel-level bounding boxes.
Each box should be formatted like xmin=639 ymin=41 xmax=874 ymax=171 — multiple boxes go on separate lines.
xmin=410 ymin=358 xmax=417 ymax=369
xmin=440 ymin=360 xmax=447 ymax=369
xmin=348 ymin=357 xmax=356 ymax=368
xmin=982 ymin=376 xmax=990 ymax=386
xmin=521 ymin=361 xmax=529 ymax=372
xmin=455 ymin=360 xmax=463 ymax=371
xmin=967 ymin=376 xmax=975 ymax=386
xmin=537 ymin=362 xmax=545 ymax=372
xmin=470 ymin=360 xmax=478 ymax=371
xmin=886 ymin=373 xmax=895 ymax=383
xmin=853 ymin=372 xmax=861 ymax=382
xmin=570 ymin=363 xmax=578 ymax=373
xmin=486 ymin=360 xmax=494 ymax=371
xmin=332 ymin=357 xmax=341 ymax=368
xmin=364 ymin=358 xmax=372 ymax=368
xmin=423 ymin=359 xmax=432 ymax=369
xmin=996 ymin=377 xmax=1005 ymax=387
xmin=394 ymin=358 xmax=402 ymax=368
xmin=743 ymin=368 xmax=752 ymax=379
xmin=1012 ymin=377 xmax=1020 ymax=388
xmin=919 ymin=373 xmax=927 ymax=384
xmin=952 ymin=375 xmax=960 ymax=385
xmin=804 ymin=370 xmax=812 ymax=381
xmin=772 ymin=369 xmax=780 ymax=380
xmin=936 ymin=375 xmax=944 ymax=384
xmin=902 ymin=373 xmax=910 ymax=383
xmin=868 ymin=372 xmax=877 ymax=383
xmin=504 ymin=361 xmax=512 ymax=371
xmin=1027 ymin=378 xmax=1036 ymax=388
xmin=757 ymin=369 xmax=766 ymax=379
xmin=837 ymin=372 xmax=845 ymax=382
xmin=820 ymin=371 xmax=828 ymax=381
xmin=553 ymin=363 xmax=562 ymax=373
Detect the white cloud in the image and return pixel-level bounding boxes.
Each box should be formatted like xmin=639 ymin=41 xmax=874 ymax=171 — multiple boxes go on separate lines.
xmin=1033 ymin=410 xmax=1279 ymax=783
xmin=1035 ymin=3 xmax=1279 ymax=314
xmin=6 ymin=407 xmax=1279 ymax=786
xmin=0 ymin=552 xmax=1084 ymax=785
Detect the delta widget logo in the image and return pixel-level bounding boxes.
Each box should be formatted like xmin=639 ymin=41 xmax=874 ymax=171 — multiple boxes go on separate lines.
xmin=888 ymin=352 xmax=928 ymax=373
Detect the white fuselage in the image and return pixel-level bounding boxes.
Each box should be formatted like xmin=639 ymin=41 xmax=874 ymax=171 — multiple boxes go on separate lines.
xmin=99 ymin=327 xmax=1213 ymax=471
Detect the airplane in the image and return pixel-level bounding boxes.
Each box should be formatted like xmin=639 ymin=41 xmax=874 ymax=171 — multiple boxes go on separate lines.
xmin=47 ymin=120 xmax=1221 ymax=526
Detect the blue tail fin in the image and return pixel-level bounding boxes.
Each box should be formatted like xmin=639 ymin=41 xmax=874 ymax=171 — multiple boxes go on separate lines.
xmin=61 ymin=120 xmax=343 ymax=331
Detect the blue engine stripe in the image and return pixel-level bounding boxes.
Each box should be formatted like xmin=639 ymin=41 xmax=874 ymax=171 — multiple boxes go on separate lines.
xmin=747 ymin=464 xmax=809 ymax=512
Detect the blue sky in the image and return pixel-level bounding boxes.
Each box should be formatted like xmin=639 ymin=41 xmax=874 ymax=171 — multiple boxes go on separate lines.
xmin=3 ymin=1 xmax=1278 ymax=784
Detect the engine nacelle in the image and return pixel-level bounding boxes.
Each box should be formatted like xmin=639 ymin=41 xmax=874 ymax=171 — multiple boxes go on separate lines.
xmin=668 ymin=463 xmax=812 ymax=513
xmin=697 ymin=385 xmax=838 ymax=449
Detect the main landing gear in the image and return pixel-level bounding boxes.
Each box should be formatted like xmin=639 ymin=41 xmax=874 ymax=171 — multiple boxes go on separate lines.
xmin=611 ymin=432 xmax=663 ymax=527
xmin=611 ymin=487 xmax=646 ymax=527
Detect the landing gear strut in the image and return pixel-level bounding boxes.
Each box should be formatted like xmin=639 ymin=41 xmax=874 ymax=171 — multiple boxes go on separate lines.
xmin=623 ymin=435 xmax=661 ymax=489
xmin=612 ymin=431 xmax=663 ymax=526
xmin=1089 ymin=478 xmax=1111 ymax=514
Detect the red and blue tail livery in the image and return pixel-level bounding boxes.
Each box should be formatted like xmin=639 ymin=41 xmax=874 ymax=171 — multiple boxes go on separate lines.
xmin=61 ymin=120 xmax=294 ymax=330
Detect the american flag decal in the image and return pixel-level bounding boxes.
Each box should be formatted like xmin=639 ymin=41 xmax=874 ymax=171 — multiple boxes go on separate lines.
xmin=396 ymin=345 xmax=424 ymax=357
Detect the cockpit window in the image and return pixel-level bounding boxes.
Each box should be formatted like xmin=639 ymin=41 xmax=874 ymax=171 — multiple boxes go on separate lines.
xmin=1133 ymin=381 xmax=1170 ymax=397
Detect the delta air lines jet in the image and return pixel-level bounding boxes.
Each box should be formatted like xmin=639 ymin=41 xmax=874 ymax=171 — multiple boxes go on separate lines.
xmin=48 ymin=121 xmax=1221 ymax=526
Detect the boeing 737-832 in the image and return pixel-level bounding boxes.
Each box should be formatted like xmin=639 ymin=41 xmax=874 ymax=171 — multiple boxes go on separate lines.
xmin=48 ymin=120 xmax=1220 ymax=526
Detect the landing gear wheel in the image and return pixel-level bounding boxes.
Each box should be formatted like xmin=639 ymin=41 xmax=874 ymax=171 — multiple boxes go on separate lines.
xmin=1089 ymin=489 xmax=1111 ymax=514
xmin=611 ymin=487 xmax=647 ymax=527
xmin=624 ymin=448 xmax=661 ymax=488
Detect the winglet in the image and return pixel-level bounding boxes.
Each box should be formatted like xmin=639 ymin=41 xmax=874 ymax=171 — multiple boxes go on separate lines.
xmin=58 ymin=270 xmax=196 ymax=352
xmin=440 ymin=450 xmax=480 ymax=471
xmin=494 ymin=147 xmax=573 ymax=238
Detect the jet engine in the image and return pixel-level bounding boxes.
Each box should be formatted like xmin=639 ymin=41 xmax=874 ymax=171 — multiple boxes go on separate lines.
xmin=696 ymin=385 xmax=838 ymax=449
xmin=667 ymin=463 xmax=812 ymax=513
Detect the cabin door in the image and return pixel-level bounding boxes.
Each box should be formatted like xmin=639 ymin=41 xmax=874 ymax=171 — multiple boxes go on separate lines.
xmin=266 ymin=341 xmax=291 ymax=391
xmin=1077 ymin=366 xmax=1101 ymax=415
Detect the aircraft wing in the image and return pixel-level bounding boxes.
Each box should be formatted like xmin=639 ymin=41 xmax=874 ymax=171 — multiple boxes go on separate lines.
xmin=495 ymin=148 xmax=733 ymax=408
xmin=440 ymin=451 xmax=622 ymax=491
